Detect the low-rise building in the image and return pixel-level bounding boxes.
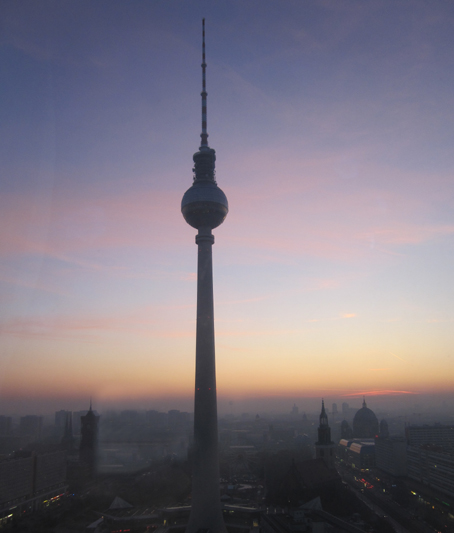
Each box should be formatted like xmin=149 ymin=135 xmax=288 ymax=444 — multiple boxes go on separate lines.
xmin=338 ymin=439 xmax=375 ymax=470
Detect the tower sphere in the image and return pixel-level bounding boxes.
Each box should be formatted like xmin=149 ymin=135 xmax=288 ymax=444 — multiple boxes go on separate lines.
xmin=181 ymin=182 xmax=228 ymax=229
xmin=181 ymin=147 xmax=228 ymax=230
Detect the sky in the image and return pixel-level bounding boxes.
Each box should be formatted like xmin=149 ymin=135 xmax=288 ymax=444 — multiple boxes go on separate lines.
xmin=1 ymin=0 xmax=454 ymax=415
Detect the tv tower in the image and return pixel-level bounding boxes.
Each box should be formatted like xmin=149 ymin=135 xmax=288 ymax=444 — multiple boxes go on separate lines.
xmin=181 ymin=19 xmax=228 ymax=533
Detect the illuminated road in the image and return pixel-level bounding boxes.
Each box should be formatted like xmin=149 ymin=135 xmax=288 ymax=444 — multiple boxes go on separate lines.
xmin=336 ymin=463 xmax=437 ymax=533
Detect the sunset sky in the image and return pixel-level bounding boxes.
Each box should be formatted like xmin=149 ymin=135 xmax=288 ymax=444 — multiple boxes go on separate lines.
xmin=1 ymin=1 xmax=453 ymax=415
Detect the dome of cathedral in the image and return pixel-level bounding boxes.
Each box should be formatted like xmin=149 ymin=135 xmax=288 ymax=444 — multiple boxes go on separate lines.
xmin=352 ymin=399 xmax=379 ymax=438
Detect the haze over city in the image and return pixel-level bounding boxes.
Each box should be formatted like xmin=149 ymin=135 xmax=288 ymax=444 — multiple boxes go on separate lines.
xmin=1 ymin=0 xmax=454 ymax=416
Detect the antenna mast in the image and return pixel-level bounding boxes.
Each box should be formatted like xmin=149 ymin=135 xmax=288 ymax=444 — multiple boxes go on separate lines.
xmin=200 ymin=18 xmax=208 ymax=148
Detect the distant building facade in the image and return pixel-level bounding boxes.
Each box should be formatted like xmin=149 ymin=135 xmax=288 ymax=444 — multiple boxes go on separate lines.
xmin=407 ymin=445 xmax=454 ymax=498
xmin=290 ymin=404 xmax=299 ymax=419
xmin=19 ymin=415 xmax=43 ymax=441
xmin=338 ymin=439 xmax=375 ymax=470
xmin=0 ymin=451 xmax=66 ymax=526
xmin=340 ymin=420 xmax=353 ymax=440
xmin=341 ymin=402 xmax=349 ymax=418
xmin=61 ymin=411 xmax=75 ymax=452
xmin=55 ymin=410 xmax=69 ymax=429
xmin=168 ymin=410 xmax=191 ymax=430
xmin=406 ymin=424 xmax=454 ymax=453
xmin=0 ymin=417 xmax=12 ymax=436
xmin=374 ymin=436 xmax=407 ymax=477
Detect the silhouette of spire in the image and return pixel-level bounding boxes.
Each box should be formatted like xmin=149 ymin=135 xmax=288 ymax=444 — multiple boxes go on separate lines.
xmin=320 ymin=399 xmax=328 ymax=426
xmin=80 ymin=401 xmax=99 ymax=479
xmin=316 ymin=399 xmax=335 ymax=467
xmin=362 ymin=396 xmax=367 ymax=408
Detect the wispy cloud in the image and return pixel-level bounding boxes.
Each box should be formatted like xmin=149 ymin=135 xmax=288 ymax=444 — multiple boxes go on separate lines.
xmin=343 ymin=390 xmax=418 ymax=397
xmin=0 ymin=188 xmax=184 ymax=259
xmin=390 ymin=351 xmax=408 ymax=362
xmin=181 ymin=272 xmax=197 ymax=282
xmin=0 ymin=269 xmax=71 ymax=297
xmin=2 ymin=155 xmax=452 ymax=270
xmin=0 ymin=305 xmax=195 ymax=341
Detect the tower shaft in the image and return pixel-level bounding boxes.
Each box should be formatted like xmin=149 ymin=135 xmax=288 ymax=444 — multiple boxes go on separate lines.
xmin=186 ymin=226 xmax=226 ymax=533
xmin=182 ymin=20 xmax=227 ymax=533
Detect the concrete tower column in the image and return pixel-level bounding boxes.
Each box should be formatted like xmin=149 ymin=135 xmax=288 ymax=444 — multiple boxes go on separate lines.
xmin=181 ymin=20 xmax=228 ymax=533
xmin=185 ymin=227 xmax=226 ymax=533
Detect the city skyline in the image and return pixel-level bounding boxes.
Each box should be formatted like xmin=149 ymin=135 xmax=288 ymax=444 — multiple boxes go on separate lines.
xmin=1 ymin=1 xmax=454 ymax=415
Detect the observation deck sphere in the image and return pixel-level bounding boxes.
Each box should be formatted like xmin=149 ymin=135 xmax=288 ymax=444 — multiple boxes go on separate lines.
xmin=181 ymin=181 xmax=228 ymax=229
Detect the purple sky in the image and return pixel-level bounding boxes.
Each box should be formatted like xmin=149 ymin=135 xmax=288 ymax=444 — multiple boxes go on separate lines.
xmin=1 ymin=1 xmax=454 ymax=415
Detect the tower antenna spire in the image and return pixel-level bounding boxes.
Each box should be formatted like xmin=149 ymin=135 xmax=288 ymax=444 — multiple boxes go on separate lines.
xmin=200 ymin=18 xmax=209 ymax=149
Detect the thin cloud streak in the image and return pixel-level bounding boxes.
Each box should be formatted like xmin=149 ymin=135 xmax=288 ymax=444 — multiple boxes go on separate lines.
xmin=390 ymin=351 xmax=408 ymax=363
xmin=343 ymin=390 xmax=418 ymax=397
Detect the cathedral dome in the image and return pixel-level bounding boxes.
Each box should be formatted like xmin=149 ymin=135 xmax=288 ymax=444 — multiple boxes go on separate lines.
xmin=352 ymin=398 xmax=379 ymax=438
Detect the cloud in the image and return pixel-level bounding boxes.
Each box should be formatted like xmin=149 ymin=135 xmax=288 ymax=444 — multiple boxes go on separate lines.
xmin=0 ymin=187 xmax=185 ymax=259
xmin=0 ymin=305 xmax=195 ymax=341
xmin=389 ymin=351 xmax=408 ymax=362
xmin=2 ymin=142 xmax=453 ymax=272
xmin=343 ymin=389 xmax=418 ymax=397
xmin=217 ymin=328 xmax=299 ymax=338
xmin=0 ymin=269 xmax=71 ymax=297
xmin=219 ymin=147 xmax=454 ymax=263
xmin=219 ymin=295 xmax=272 ymax=306
xmin=341 ymin=313 xmax=357 ymax=319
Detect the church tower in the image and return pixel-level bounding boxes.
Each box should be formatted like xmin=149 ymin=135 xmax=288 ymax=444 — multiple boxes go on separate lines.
xmin=315 ymin=399 xmax=336 ymax=469
xmin=79 ymin=401 xmax=99 ymax=478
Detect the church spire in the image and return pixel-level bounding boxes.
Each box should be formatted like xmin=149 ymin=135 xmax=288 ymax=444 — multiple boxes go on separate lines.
xmin=320 ymin=398 xmax=328 ymax=426
xmin=362 ymin=395 xmax=367 ymax=408
xmin=315 ymin=399 xmax=335 ymax=468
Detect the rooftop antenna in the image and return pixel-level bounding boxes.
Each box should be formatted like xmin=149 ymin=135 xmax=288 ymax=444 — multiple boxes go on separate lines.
xmin=200 ymin=18 xmax=208 ymax=149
